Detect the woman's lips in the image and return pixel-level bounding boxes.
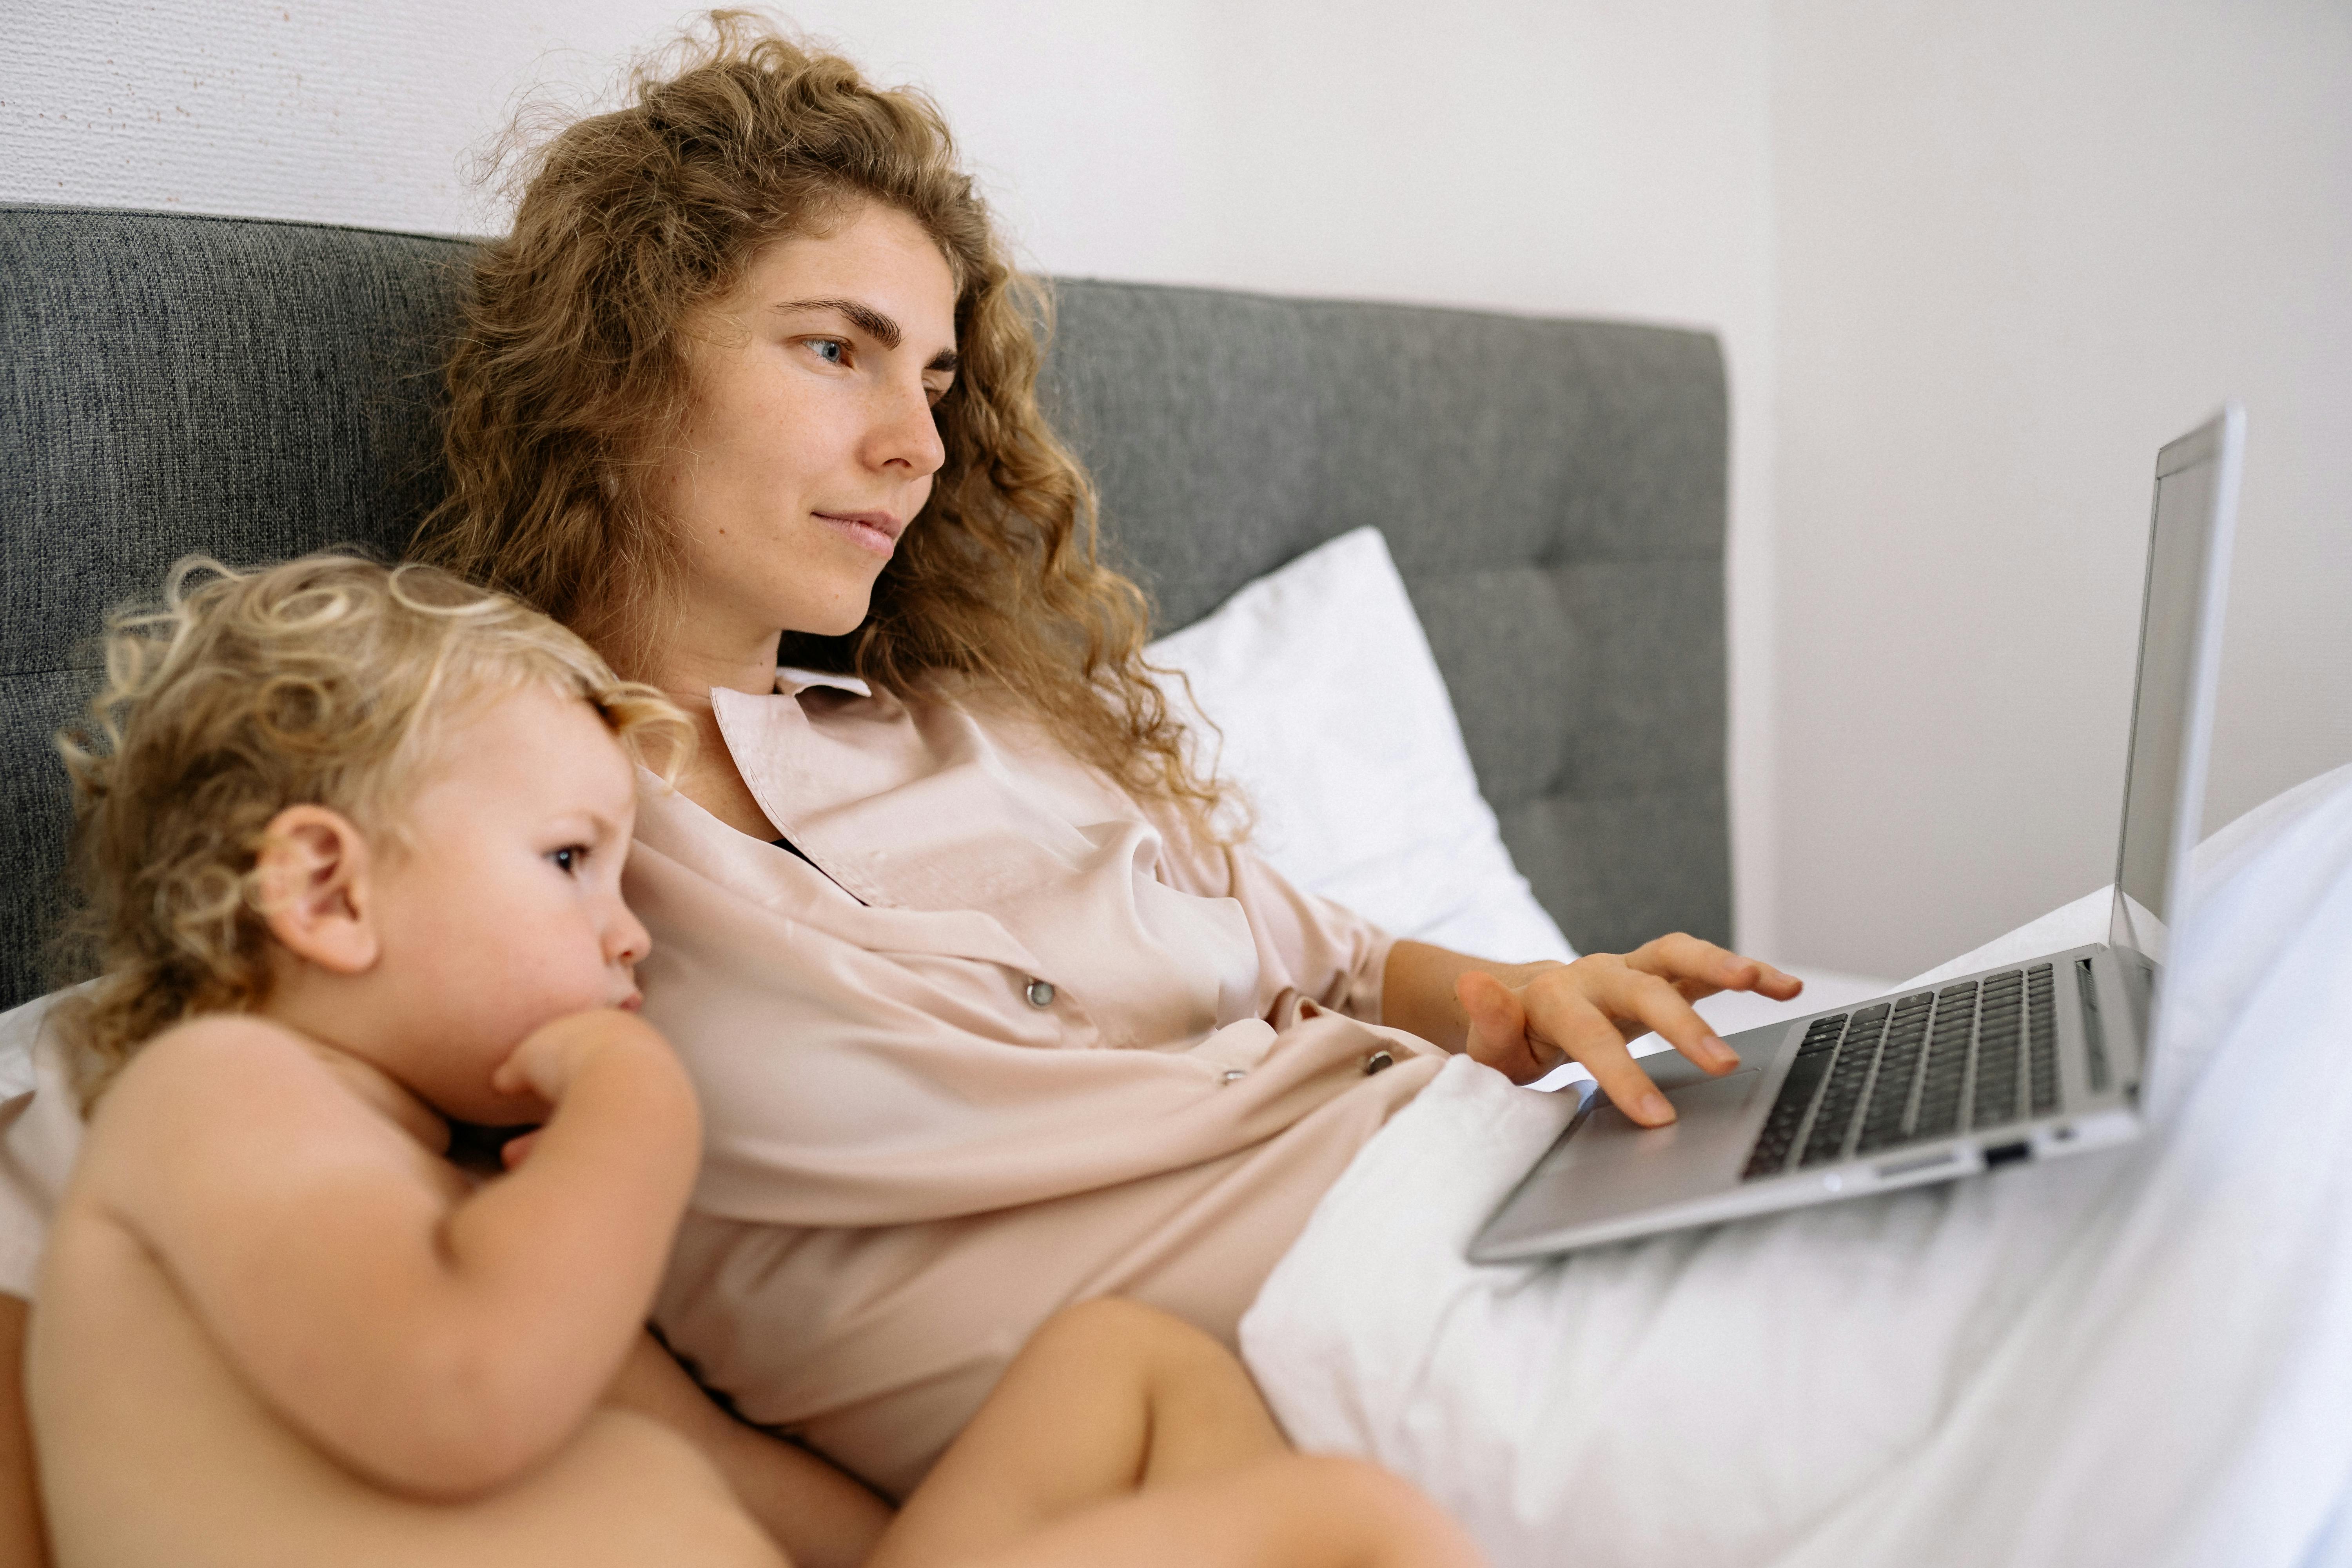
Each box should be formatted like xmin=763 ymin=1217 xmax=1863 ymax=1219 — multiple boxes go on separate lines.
xmin=815 ymin=510 xmax=904 ymax=557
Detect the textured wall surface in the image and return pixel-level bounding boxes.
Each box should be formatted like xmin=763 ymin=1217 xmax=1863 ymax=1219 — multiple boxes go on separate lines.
xmin=0 ymin=5 xmax=574 ymax=233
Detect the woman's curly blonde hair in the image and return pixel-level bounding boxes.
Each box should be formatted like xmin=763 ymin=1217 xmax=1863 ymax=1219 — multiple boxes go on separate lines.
xmin=53 ymin=554 xmax=690 ymax=1109
xmin=410 ymin=10 xmax=1221 ymax=826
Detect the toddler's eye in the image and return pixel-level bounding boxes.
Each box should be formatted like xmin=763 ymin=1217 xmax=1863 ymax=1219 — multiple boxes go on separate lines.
xmin=550 ymin=846 xmax=588 ymax=876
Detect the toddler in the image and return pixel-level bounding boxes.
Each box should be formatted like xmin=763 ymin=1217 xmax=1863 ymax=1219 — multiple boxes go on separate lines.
xmin=25 ymin=555 xmax=1477 ymax=1568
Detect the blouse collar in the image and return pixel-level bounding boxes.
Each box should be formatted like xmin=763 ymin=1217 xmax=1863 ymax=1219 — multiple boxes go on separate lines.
xmin=775 ymin=666 xmax=872 ymax=700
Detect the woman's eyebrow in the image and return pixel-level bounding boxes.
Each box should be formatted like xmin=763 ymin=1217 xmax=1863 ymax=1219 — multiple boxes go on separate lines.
xmin=773 ymin=297 xmax=957 ymax=374
xmin=773 ymin=296 xmax=903 ymax=348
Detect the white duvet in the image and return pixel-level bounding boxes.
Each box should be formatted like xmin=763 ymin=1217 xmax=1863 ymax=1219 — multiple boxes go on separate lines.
xmin=1242 ymin=762 xmax=2352 ymax=1568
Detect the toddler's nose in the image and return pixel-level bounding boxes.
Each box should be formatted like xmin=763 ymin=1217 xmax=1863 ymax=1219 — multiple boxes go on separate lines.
xmin=609 ymin=902 xmax=653 ymax=967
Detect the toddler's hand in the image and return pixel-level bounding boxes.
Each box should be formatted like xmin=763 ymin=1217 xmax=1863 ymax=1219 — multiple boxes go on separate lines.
xmin=489 ymin=1008 xmax=668 ymax=1117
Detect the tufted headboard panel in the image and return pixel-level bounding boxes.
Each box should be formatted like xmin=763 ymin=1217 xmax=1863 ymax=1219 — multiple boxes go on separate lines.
xmin=0 ymin=205 xmax=1728 ymax=1009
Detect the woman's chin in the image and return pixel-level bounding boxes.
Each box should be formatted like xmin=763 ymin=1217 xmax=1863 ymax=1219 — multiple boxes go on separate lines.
xmin=758 ymin=549 xmax=886 ymax=641
xmin=788 ymin=593 xmax=875 ymax=642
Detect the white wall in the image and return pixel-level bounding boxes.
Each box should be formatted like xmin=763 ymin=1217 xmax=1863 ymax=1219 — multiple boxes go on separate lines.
xmin=7 ymin=2 xmax=2347 ymax=979
xmin=0 ymin=0 xmax=1787 ymax=955
xmin=1770 ymin=0 xmax=2352 ymax=977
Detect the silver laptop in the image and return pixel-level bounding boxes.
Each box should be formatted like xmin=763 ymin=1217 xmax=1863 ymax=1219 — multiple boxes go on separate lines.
xmin=1472 ymin=405 xmax=2245 ymax=1263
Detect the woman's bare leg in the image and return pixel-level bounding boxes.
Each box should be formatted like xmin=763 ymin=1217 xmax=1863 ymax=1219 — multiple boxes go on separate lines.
xmin=944 ymin=1452 xmax=1481 ymax=1568
xmin=866 ymin=1298 xmax=1480 ymax=1568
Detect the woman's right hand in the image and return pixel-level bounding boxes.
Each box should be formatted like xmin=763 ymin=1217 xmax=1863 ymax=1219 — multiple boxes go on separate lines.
xmin=1454 ymin=933 xmax=1804 ymax=1123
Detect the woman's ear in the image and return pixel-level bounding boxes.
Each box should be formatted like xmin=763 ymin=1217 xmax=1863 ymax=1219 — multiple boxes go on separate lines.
xmin=254 ymin=805 xmax=380 ymax=975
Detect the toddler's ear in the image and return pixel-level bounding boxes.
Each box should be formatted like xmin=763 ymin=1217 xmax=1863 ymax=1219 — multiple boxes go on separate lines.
xmin=254 ymin=805 xmax=380 ymax=975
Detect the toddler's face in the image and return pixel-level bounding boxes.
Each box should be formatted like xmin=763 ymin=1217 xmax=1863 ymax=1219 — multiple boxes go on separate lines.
xmin=361 ymin=682 xmax=650 ymax=1123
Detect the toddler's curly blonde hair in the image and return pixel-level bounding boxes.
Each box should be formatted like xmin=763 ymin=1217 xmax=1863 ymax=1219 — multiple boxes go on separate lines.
xmin=53 ymin=554 xmax=690 ymax=1109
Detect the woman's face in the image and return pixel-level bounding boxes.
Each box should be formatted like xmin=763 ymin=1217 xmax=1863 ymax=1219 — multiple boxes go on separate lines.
xmin=657 ymin=201 xmax=960 ymax=653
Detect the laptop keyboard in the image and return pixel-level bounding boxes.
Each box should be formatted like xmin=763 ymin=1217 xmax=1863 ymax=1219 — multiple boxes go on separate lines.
xmin=1740 ymin=964 xmax=2060 ymax=1180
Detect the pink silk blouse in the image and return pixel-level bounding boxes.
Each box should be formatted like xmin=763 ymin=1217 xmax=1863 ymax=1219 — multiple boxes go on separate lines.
xmin=632 ymin=671 xmax=1446 ymax=1494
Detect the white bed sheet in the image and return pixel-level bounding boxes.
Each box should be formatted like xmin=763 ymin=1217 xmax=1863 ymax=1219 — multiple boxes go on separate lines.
xmin=1242 ymin=763 xmax=2352 ymax=1568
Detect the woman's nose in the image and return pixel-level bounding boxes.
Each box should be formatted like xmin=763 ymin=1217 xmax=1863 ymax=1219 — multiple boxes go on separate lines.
xmin=867 ymin=379 xmax=947 ymax=476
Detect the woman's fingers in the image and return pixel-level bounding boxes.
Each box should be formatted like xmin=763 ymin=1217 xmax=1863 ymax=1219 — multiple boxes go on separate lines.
xmin=1457 ymin=939 xmax=1796 ymax=1121
xmin=1629 ymin=932 xmax=1805 ymax=1004
xmin=1517 ymin=961 xmax=1742 ymax=1126
xmin=1456 ymin=971 xmax=1549 ymax=1082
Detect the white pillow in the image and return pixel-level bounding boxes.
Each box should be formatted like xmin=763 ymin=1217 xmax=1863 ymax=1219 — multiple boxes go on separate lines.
xmin=1145 ymin=527 xmax=1577 ymax=965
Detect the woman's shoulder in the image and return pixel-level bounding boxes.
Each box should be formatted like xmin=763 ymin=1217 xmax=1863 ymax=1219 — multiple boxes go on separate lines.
xmin=917 ymin=672 xmax=1252 ymax=876
xmin=895 ymin=673 xmax=1148 ymax=815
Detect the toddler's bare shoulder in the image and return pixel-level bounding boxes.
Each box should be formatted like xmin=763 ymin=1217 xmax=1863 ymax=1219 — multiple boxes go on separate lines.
xmin=89 ymin=1016 xmax=398 ymax=1172
xmin=108 ymin=1014 xmax=332 ymax=1103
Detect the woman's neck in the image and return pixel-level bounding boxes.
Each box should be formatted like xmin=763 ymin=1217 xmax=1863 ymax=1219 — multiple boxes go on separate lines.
xmin=639 ymin=644 xmax=789 ymax=842
xmin=606 ymin=611 xmax=791 ymax=839
xmin=644 ymin=634 xmax=788 ymax=711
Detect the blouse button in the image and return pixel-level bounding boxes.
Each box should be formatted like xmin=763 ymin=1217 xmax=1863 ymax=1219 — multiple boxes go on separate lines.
xmin=1024 ymin=978 xmax=1056 ymax=1008
xmin=1363 ymin=1050 xmax=1396 ymax=1076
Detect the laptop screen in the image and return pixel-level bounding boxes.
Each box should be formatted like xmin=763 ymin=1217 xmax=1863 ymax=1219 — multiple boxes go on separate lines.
xmin=2109 ymin=408 xmax=2242 ymax=966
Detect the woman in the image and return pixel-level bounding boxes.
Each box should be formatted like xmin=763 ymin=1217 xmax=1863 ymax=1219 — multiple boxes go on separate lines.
xmin=407 ymin=14 xmax=1797 ymax=1497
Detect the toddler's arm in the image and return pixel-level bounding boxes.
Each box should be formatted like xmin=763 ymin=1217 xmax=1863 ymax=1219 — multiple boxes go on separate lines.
xmin=82 ymin=1009 xmax=698 ymax=1501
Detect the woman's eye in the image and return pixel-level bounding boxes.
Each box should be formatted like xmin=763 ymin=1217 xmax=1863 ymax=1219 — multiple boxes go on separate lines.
xmin=550 ymin=846 xmax=587 ymax=876
xmin=808 ymin=338 xmax=848 ymax=366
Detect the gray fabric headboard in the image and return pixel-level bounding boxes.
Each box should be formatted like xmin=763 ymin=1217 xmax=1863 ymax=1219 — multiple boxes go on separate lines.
xmin=0 ymin=205 xmax=1730 ymax=1011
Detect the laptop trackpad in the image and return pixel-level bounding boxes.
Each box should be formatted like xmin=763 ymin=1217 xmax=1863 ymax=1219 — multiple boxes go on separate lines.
xmin=1544 ymin=1067 xmax=1762 ymax=1216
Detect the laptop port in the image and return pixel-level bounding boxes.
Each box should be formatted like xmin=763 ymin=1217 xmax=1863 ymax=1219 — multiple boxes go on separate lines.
xmin=1983 ymin=1140 xmax=2032 ymax=1168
